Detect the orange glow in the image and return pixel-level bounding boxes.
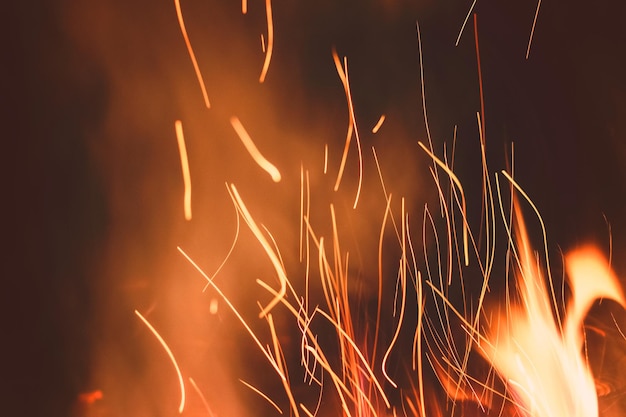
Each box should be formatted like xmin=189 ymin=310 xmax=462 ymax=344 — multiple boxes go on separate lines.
xmin=331 ymin=50 xmax=363 ymax=209
xmin=77 ymin=389 xmax=103 ymax=404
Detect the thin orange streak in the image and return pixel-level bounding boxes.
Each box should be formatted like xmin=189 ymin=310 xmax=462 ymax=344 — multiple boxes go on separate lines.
xmin=331 ymin=51 xmax=363 ymax=209
xmin=315 ymin=310 xmax=391 ymax=408
xmin=239 ymin=379 xmax=284 ymax=414
xmin=177 ymin=246 xmax=287 ymax=380
xmin=372 ymin=114 xmax=386 ymax=133
xmin=174 ymin=120 xmax=192 ymax=221
xmin=259 ymin=0 xmax=274 ymax=83
xmin=418 ymin=141 xmax=469 ymax=266
xmin=323 ymin=144 xmax=329 ymax=174
xmin=372 ymin=194 xmax=393 ymax=364
xmin=455 ymin=0 xmax=477 ymax=46
xmin=241 ymin=0 xmax=247 ymax=14
xmin=381 ymin=199 xmax=408 ymax=389
xmin=416 ymin=22 xmax=443 ymax=216
xmin=299 ymin=164 xmax=304 ymax=262
xmin=134 ymin=310 xmax=186 ymax=413
xmin=499 ymin=171 xmax=561 ymax=326
xmin=267 ymin=313 xmax=300 ymax=417
xmin=202 ymin=184 xmax=240 ymax=289
xmin=230 ymin=116 xmax=281 ymax=182
xmin=228 ymin=184 xmax=287 ymax=318
xmin=473 ymin=14 xmax=486 ymax=144
xmin=526 ymin=0 xmax=542 ymax=59
xmin=174 ymin=0 xmax=210 ymax=109
xmin=188 ymin=378 xmax=216 ymax=417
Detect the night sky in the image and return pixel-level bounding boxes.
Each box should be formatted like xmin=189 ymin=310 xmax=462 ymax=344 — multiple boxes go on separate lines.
xmin=3 ymin=1 xmax=626 ymax=416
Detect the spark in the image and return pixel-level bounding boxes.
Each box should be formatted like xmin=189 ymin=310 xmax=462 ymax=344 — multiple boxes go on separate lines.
xmin=134 ymin=310 xmax=186 ymax=413
xmin=177 ymin=246 xmax=287 ymax=381
xmin=418 ymin=141 xmax=469 ymax=266
xmin=455 ymin=0 xmax=477 ymax=46
xmin=228 ymin=183 xmax=287 ymax=318
xmin=372 ymin=114 xmax=386 ymax=133
xmin=526 ymin=0 xmax=542 ymax=59
xmin=202 ymin=184 xmax=241 ymax=289
xmin=174 ymin=120 xmax=192 ymax=221
xmin=331 ymin=50 xmax=364 ymax=209
xmin=188 ymin=378 xmax=217 ymax=417
xmin=382 ymin=199 xmax=409 ymax=389
xmin=416 ymin=22 xmax=443 ymax=216
xmin=259 ymin=0 xmax=274 ymax=83
xmin=174 ymin=0 xmax=210 ymax=108
xmin=473 ymin=15 xmax=486 ymax=144
xmin=239 ymin=379 xmax=284 ymax=414
xmin=241 ymin=0 xmax=247 ymax=15
xmin=230 ymin=116 xmax=281 ymax=182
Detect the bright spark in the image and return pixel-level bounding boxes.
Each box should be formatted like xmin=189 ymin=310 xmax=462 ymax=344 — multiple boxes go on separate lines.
xmin=230 ymin=116 xmax=281 ymax=182
xmin=240 ymin=379 xmax=284 ymax=414
xmin=372 ymin=114 xmax=386 ymax=133
xmin=259 ymin=0 xmax=274 ymax=83
xmin=188 ymin=378 xmax=217 ymax=417
xmin=174 ymin=120 xmax=192 ymax=221
xmin=134 ymin=310 xmax=186 ymax=413
xmin=174 ymin=0 xmax=210 ymax=108
xmin=526 ymin=0 xmax=542 ymax=59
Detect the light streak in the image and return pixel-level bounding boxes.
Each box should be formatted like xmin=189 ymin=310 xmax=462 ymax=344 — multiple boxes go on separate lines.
xmin=174 ymin=120 xmax=192 ymax=221
xmin=174 ymin=0 xmax=210 ymax=109
xmin=372 ymin=114 xmax=386 ymax=133
xmin=455 ymin=0 xmax=477 ymax=46
xmin=228 ymin=184 xmax=287 ymax=318
xmin=416 ymin=22 xmax=443 ymax=217
xmin=241 ymin=0 xmax=247 ymax=15
xmin=134 ymin=310 xmax=186 ymax=413
xmin=177 ymin=246 xmax=287 ymax=381
xmin=418 ymin=141 xmax=470 ymax=266
xmin=230 ymin=116 xmax=282 ymax=182
xmin=188 ymin=378 xmax=217 ymax=417
xmin=331 ymin=50 xmax=363 ymax=209
xmin=239 ymin=379 xmax=284 ymax=414
xmin=526 ymin=0 xmax=542 ymax=59
xmin=259 ymin=0 xmax=274 ymax=83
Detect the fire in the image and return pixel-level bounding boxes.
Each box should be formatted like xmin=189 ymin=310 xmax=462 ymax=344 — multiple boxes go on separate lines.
xmin=69 ymin=1 xmax=626 ymax=417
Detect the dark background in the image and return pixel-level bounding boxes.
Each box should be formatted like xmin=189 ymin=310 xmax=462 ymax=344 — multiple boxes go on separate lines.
xmin=3 ymin=1 xmax=626 ymax=416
